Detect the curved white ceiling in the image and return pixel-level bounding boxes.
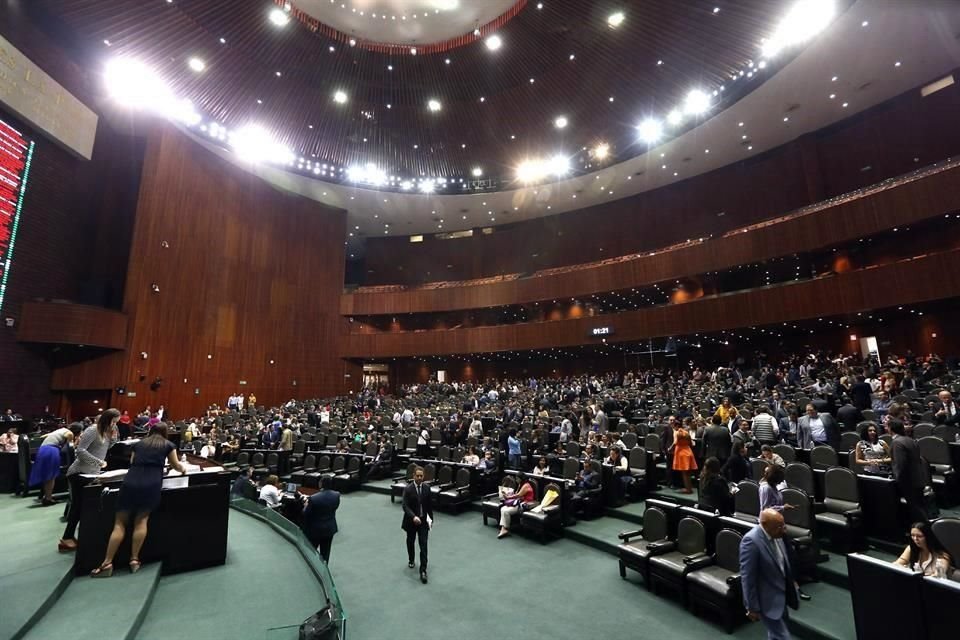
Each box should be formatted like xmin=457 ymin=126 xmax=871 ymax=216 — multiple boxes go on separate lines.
xmin=186 ymin=0 xmax=960 ymax=251
xmin=291 ymin=0 xmax=518 ymax=44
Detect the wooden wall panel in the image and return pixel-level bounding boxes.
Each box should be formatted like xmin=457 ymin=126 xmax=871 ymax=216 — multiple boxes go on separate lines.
xmin=342 ymin=161 xmax=960 ymax=315
xmin=52 ymin=124 xmax=350 ymax=418
xmin=17 ymin=302 xmax=127 ymax=349
xmin=341 ymin=248 xmax=960 ymax=358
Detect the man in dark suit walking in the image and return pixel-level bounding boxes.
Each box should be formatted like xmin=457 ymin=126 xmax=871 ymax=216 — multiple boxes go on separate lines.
xmin=702 ymin=414 xmax=732 ymax=463
xmin=889 ymin=419 xmax=928 ymax=522
xmin=740 ymin=509 xmax=800 ymax=639
xmin=301 ymin=476 xmax=340 ymax=562
xmin=402 ymin=466 xmax=434 ymax=584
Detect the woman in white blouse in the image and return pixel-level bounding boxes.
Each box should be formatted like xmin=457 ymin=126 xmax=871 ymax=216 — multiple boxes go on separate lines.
xmin=894 ymin=521 xmax=953 ymax=579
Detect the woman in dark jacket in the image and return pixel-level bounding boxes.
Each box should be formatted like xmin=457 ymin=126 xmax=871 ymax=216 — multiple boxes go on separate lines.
xmin=699 ymin=457 xmax=733 ymax=515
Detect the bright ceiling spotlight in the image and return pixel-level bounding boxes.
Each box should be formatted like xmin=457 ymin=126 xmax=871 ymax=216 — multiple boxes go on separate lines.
xmin=554 ymin=116 xmax=568 ymax=129
xmin=548 ymin=153 xmax=570 ymax=177
xmin=187 ymin=57 xmax=206 ymax=72
xmin=229 ymin=124 xmax=294 ymax=165
xmin=427 ymin=99 xmax=442 ymax=112
xmin=761 ymin=0 xmax=836 ymax=59
xmin=683 ymin=89 xmax=711 ymax=115
xmin=419 ymin=179 xmax=435 ymax=193
xmin=485 ymin=34 xmax=502 ymax=51
xmin=592 ymin=142 xmax=610 ymax=160
xmin=269 ymin=8 xmax=290 ymax=27
xmin=637 ymin=118 xmax=663 ymax=144
xmin=666 ymin=109 xmax=683 ymax=126
xmin=105 ymin=58 xmax=173 ymax=111
xmin=170 ymin=98 xmax=202 ymax=126
xmin=516 ymin=159 xmax=545 ymax=183
xmin=607 ymin=11 xmax=625 ymax=27
xmin=471 ymin=167 xmax=483 ymax=177
xmin=400 ymin=180 xmax=413 ymax=190
xmin=333 ymin=89 xmax=348 ymax=104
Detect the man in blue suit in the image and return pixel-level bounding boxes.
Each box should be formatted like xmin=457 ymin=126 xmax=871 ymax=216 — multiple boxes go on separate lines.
xmin=739 ymin=509 xmax=799 ymax=639
xmin=301 ymin=476 xmax=340 ymax=563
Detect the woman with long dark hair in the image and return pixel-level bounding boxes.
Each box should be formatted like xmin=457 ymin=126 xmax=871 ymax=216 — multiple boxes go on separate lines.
xmin=90 ymin=422 xmax=186 ymax=577
xmin=60 ymin=409 xmax=120 ymax=551
xmin=894 ymin=521 xmax=954 ymax=579
xmin=698 ymin=457 xmax=732 ymax=515
xmin=855 ymin=422 xmax=892 ymax=475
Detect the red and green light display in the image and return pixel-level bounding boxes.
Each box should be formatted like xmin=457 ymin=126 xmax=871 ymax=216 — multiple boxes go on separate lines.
xmin=0 ymin=118 xmax=34 ymax=314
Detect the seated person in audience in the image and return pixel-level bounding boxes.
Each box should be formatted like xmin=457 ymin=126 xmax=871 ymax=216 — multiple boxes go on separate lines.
xmin=259 ymin=474 xmax=282 ymax=508
xmin=231 ymin=467 xmax=255 ymax=496
xmin=698 ymin=457 xmax=733 ymax=515
xmin=460 ymin=445 xmax=480 ymax=466
xmin=532 ymin=456 xmax=549 ymax=476
xmin=117 ymin=412 xmax=134 ymax=439
xmin=478 ymin=449 xmax=497 ymax=473
xmin=894 ymin=521 xmax=954 ymax=579
xmin=759 ymin=465 xmax=794 ymax=513
xmin=854 ymin=422 xmax=892 ymax=476
xmin=604 ymin=446 xmax=633 ymax=501
xmin=721 ymin=441 xmax=752 ymax=483
xmin=759 ymin=444 xmax=785 ymax=468
xmin=498 ymin=477 xmax=536 ymax=538
xmin=570 ymin=459 xmax=601 ymax=504
xmin=199 ymin=438 xmax=218 ymax=459
xmin=779 ymin=408 xmax=800 ymax=447
xmin=0 ymin=427 xmax=18 ymax=453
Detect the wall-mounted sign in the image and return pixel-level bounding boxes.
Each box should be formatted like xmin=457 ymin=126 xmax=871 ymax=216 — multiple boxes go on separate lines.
xmin=126 ymin=392 xmax=137 ymax=398
xmin=239 ymin=380 xmax=247 ymax=385
xmin=0 ymin=35 xmax=98 ymax=159
xmin=589 ymin=326 xmax=614 ymax=337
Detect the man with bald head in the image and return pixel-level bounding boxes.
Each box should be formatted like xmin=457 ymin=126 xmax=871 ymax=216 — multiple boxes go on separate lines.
xmin=739 ymin=509 xmax=799 ymax=639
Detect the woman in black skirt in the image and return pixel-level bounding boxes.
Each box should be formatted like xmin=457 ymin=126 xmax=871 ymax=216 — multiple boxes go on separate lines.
xmin=90 ymin=423 xmax=186 ymax=577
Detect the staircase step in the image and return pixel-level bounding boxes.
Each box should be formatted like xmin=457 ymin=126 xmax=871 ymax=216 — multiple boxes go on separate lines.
xmin=788 ymin=581 xmax=856 ymax=640
xmin=21 ymin=562 xmax=161 ymax=640
xmin=2 ymin=556 xmax=73 ymax=640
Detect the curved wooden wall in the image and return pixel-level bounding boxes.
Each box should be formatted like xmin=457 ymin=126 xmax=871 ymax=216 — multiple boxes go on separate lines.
xmin=340 ymin=248 xmax=960 ymax=358
xmin=17 ymin=302 xmax=127 ymax=349
xmin=341 ymin=162 xmax=960 ymax=315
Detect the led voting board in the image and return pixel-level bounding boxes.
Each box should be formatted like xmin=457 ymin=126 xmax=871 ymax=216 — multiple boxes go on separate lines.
xmin=0 ymin=118 xmax=34 ymax=314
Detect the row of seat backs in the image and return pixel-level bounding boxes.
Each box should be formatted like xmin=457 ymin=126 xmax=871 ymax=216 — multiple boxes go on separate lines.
xmin=398 ymin=461 xmax=471 ymax=489
xmin=641 ymin=504 xmax=742 ymax=574
xmin=733 ymin=469 xmax=857 ymax=522
xmin=296 ymin=454 xmax=361 ymax=474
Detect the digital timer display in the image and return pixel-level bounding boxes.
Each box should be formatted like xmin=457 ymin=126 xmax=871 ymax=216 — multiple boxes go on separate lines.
xmin=0 ymin=118 xmax=34 ymax=314
xmin=590 ymin=327 xmax=613 ymax=337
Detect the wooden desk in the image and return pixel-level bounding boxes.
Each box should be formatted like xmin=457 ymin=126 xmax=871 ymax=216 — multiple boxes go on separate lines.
xmin=75 ymin=468 xmax=230 ymax=575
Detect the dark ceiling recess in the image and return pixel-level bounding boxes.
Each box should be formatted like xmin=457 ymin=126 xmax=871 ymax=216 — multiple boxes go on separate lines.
xmin=32 ymin=0 xmax=843 ymax=189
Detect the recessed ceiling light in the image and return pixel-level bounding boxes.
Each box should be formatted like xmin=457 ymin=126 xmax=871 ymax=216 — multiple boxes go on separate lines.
xmin=410 ymin=47 xmax=417 ymax=55
xmin=219 ymin=37 xmax=226 ymax=44
xmin=637 ymin=118 xmax=663 ymax=144
xmin=713 ymin=6 xmax=720 ymax=13
xmin=269 ymin=8 xmax=290 ymax=27
xmin=333 ymin=90 xmax=348 ymax=104
xmin=485 ymin=35 xmax=502 ymax=51
xmin=831 ymin=75 xmax=838 ymax=82
xmin=102 ymin=39 xmax=112 ymax=46
xmin=554 ymin=116 xmax=568 ymax=129
xmin=684 ymin=89 xmax=710 ymax=115
xmin=188 ymin=57 xmax=205 ymax=72
xmin=349 ymin=38 xmax=357 ymax=46
xmin=607 ymin=11 xmax=625 ymax=27
xmin=427 ymin=99 xmax=442 ymax=112
xmin=275 ymin=70 xmax=282 ymax=77
xmin=593 ymin=142 xmax=609 ymax=159
xmin=667 ymin=110 xmax=683 ymax=126
xmin=842 ymin=102 xmax=849 ymax=108
xmin=445 ymin=58 xmax=451 ymax=64
xmin=894 ymin=61 xmax=901 ymax=67
xmin=329 ymin=46 xmax=335 ymax=52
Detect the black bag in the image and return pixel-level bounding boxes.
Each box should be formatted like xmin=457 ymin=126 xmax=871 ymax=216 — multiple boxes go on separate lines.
xmin=299 ymin=605 xmax=338 ymax=640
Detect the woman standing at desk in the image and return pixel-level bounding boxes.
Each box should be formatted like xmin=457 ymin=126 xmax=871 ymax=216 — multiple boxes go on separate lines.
xmin=60 ymin=409 xmax=120 ymax=552
xmin=90 ymin=422 xmax=185 ymax=577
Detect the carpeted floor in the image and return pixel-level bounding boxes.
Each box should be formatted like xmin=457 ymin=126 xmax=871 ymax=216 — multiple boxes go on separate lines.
xmin=327 ymin=492 xmax=770 ymax=640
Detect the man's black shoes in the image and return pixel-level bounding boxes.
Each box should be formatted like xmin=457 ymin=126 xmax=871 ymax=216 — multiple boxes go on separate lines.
xmin=420 ymin=571 xmax=428 ymax=584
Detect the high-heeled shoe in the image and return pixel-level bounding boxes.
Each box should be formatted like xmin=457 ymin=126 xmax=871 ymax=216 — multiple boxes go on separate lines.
xmin=58 ymin=539 xmax=77 ymax=553
xmin=90 ymin=562 xmax=113 ymax=578
xmin=129 ymin=558 xmax=141 ymax=574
